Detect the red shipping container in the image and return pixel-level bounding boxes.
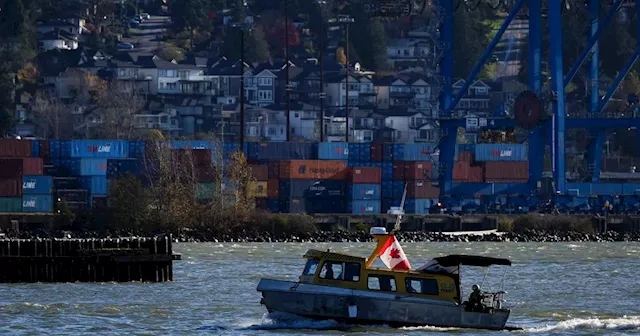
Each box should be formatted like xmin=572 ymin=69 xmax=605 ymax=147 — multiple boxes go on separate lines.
xmin=483 ymin=161 xmax=528 ymax=181
xmin=0 ymin=139 xmax=32 ymax=157
xmin=392 ymin=163 xmax=406 ymax=180
xmin=196 ymin=166 xmax=216 ymax=183
xmin=267 ymin=179 xmax=279 ymax=199
xmin=404 ymin=161 xmax=432 ymax=180
xmin=279 ymin=160 xmax=348 ymax=180
xmin=22 ymin=157 xmax=44 ymax=175
xmin=192 ymin=149 xmax=212 ymax=166
xmin=351 ymin=167 xmax=381 ymax=184
xmin=0 ymin=159 xmax=23 ymax=178
xmin=249 ymin=164 xmax=269 ymax=181
xmin=0 ymin=178 xmax=22 ymax=196
xmin=458 ymin=151 xmax=473 ymax=162
xmin=467 ymin=166 xmax=484 ymax=182
xmin=39 ymin=140 xmax=51 ymax=160
xmin=268 ymin=161 xmax=280 ymax=179
xmin=406 ymin=181 xmax=439 ymax=198
xmin=452 ymin=161 xmax=470 ymax=181
xmin=370 ymin=143 xmax=383 ymax=162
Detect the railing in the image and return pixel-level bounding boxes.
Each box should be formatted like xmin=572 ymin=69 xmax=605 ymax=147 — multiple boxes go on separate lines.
xmin=481 ymin=291 xmax=506 ymax=310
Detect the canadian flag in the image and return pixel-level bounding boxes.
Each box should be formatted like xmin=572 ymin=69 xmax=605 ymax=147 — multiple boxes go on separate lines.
xmin=378 ymin=235 xmax=411 ymax=270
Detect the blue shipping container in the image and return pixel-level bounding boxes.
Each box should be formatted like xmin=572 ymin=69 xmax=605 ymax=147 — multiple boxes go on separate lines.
xmin=318 ymin=142 xmax=349 ymax=160
xmin=348 ymin=143 xmax=371 ymax=162
xmin=381 ymin=198 xmax=401 ymax=212
xmin=31 ymin=141 xmax=40 ymax=157
xmin=22 ymin=176 xmax=53 ymax=194
xmin=350 ymin=184 xmax=381 ymax=200
xmin=107 ymin=159 xmax=141 ymax=178
xmin=22 ymin=194 xmax=53 ymax=213
xmin=81 ymin=158 xmax=108 ymax=176
xmin=279 ymin=180 xmax=346 ymax=198
xmin=51 ymin=140 xmax=71 ymax=158
xmin=71 ymin=140 xmax=129 ymax=158
xmin=404 ymin=198 xmax=437 ymax=214
xmin=128 ymin=141 xmax=146 ymax=159
xmin=474 ymin=144 xmax=527 ymax=161
xmin=258 ymin=142 xmax=316 ymax=160
xmin=169 ymin=140 xmax=213 ymax=149
xmin=267 ymin=199 xmax=279 ymax=213
xmin=403 ymin=143 xmax=437 ymax=161
xmin=350 ymin=200 xmax=381 ymax=214
xmin=80 ymin=176 xmax=108 ymax=195
xmin=392 ymin=181 xmax=405 ymax=199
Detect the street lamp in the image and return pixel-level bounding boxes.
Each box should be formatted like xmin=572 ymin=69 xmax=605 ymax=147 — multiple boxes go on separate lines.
xmin=338 ymin=15 xmax=354 ymax=142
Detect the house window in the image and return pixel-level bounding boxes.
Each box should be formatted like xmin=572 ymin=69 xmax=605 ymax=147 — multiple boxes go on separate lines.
xmin=268 ymin=127 xmax=276 ymax=135
xmin=294 ymin=113 xmax=299 ymax=118
xmin=178 ymin=70 xmax=189 ymax=79
xmin=405 ymin=278 xmax=439 ymax=295
xmin=167 ymin=83 xmax=177 ymax=90
xmin=258 ymin=77 xmax=273 ymax=85
xmin=368 ymin=275 xmax=397 ymax=292
xmin=160 ymin=116 xmax=168 ymax=123
xmin=258 ymin=90 xmax=272 ymax=100
xmin=319 ymin=261 xmax=361 ymax=282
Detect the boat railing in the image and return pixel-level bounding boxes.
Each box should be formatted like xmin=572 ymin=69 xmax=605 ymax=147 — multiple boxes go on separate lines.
xmin=481 ymin=291 xmax=506 ymax=310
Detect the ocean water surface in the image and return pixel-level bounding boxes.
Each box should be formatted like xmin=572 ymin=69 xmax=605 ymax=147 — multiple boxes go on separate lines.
xmin=1 ymin=242 xmax=639 ymax=335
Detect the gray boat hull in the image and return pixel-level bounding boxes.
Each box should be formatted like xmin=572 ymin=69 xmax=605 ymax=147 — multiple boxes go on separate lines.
xmin=257 ymin=279 xmax=510 ymax=330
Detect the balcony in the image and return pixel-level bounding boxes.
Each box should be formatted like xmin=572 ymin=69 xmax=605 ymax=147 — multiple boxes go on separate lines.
xmin=389 ymin=90 xmax=415 ymax=98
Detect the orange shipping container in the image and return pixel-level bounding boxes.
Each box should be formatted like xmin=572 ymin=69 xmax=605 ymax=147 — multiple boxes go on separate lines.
xmin=483 ymin=161 xmax=528 ymax=181
xmin=351 ymin=167 xmax=381 ymax=184
xmin=392 ymin=163 xmax=406 ymax=180
xmin=406 ymin=181 xmax=439 ymax=198
xmin=22 ymin=157 xmax=43 ymax=176
xmin=0 ymin=139 xmax=32 ymax=157
xmin=467 ymin=166 xmax=484 ymax=182
xmin=452 ymin=161 xmax=469 ymax=181
xmin=404 ymin=161 xmax=432 ymax=180
xmin=458 ymin=151 xmax=473 ymax=162
xmin=249 ymin=164 xmax=269 ymax=181
xmin=267 ymin=179 xmax=279 ymax=199
xmin=279 ymin=160 xmax=348 ymax=180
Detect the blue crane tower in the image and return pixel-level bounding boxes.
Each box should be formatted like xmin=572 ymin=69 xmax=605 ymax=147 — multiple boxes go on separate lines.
xmin=436 ymin=0 xmax=640 ymax=213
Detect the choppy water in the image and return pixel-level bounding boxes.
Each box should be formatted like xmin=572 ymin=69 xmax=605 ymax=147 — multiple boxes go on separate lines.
xmin=1 ymin=242 xmax=639 ymax=335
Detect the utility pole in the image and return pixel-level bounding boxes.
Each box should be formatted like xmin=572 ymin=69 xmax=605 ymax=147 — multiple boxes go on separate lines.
xmin=232 ymin=24 xmax=246 ymax=148
xmin=284 ymin=0 xmax=291 ymax=141
xmin=319 ymin=16 xmax=325 ymax=142
xmin=338 ymin=15 xmax=354 ymax=142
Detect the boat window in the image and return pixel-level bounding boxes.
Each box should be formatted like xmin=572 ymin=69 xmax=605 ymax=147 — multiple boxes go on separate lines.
xmin=319 ymin=261 xmax=360 ymax=282
xmin=367 ymin=275 xmax=396 ymax=292
xmin=406 ymin=278 xmax=439 ymax=295
xmin=303 ymin=259 xmax=319 ymax=276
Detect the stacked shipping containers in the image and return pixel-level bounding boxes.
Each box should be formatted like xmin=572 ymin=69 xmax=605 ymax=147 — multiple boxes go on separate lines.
xmin=278 ymin=160 xmax=348 ymax=213
xmin=349 ymin=167 xmax=382 ymax=214
xmin=474 ymin=144 xmax=529 ymax=183
xmin=250 ymin=164 xmax=269 ymax=210
xmin=0 ymin=139 xmax=53 ymax=213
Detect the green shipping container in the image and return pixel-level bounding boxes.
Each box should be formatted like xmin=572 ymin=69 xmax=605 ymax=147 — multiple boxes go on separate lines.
xmin=196 ymin=183 xmax=216 ymax=200
xmin=0 ymin=197 xmax=22 ymax=212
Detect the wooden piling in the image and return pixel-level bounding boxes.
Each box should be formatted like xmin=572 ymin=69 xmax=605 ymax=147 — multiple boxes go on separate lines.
xmin=0 ymin=235 xmax=181 ymax=283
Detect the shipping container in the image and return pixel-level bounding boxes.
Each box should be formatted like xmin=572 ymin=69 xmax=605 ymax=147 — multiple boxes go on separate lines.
xmin=453 ymin=161 xmax=470 ymax=181
xmin=268 ymin=161 xmax=280 ymax=179
xmin=22 ymin=194 xmax=53 ymax=212
xmin=107 ymin=159 xmax=141 ymax=178
xmin=22 ymin=176 xmax=53 ymax=194
xmin=245 ymin=142 xmax=260 ymax=161
xmin=257 ymin=142 xmax=316 ymax=160
xmin=381 ymin=162 xmax=393 ymax=180
xmin=0 ymin=159 xmax=23 ymax=178
xmin=403 ymin=143 xmax=436 ymax=161
xmin=623 ymin=183 xmax=640 ymax=195
xmin=348 ymin=143 xmax=371 ymax=162
xmin=279 ymin=179 xmax=346 ymax=198
xmin=71 ymin=140 xmax=129 ymax=158
xmin=255 ymin=197 xmax=268 ymax=210
xmin=318 ymin=142 xmax=350 ymax=160
xmin=350 ymin=200 xmax=381 ymax=214
xmin=39 ymin=140 xmax=51 ymax=160
xmin=467 ymin=166 xmax=484 ymax=182
xmin=128 ymin=140 xmax=146 ymax=159
xmin=53 ymin=177 xmax=80 ymax=189
xmin=392 ymin=162 xmax=406 ymax=180
xmin=196 ymin=182 xmax=215 ymax=200
xmin=350 ymin=184 xmax=381 ymax=200
xmin=458 ymin=151 xmax=473 ymax=162
xmin=249 ymin=165 xmax=269 ymax=181
xmin=392 ymin=180 xmax=405 ymax=199
xmin=0 ymin=139 xmax=32 ymax=157
xmin=50 ymin=140 xmax=71 ymax=158
xmin=279 ymin=160 xmax=348 ymax=180
xmin=406 ymin=181 xmax=439 ymax=198
xmin=279 ymin=197 xmax=347 ymax=213
xmin=56 ymin=189 xmax=89 ymax=203
xmin=351 ymin=167 xmax=381 ymax=184
xmin=404 ymin=198 xmax=437 ymax=214
xmin=80 ymin=176 xmax=108 ymax=195
xmin=267 ymin=199 xmax=279 ymax=212
xmin=169 ymin=140 xmax=213 ymax=150
xmin=475 ymin=144 xmax=527 ymax=161
xmin=370 ymin=143 xmax=383 ymax=162
xmin=381 ymin=197 xmax=401 ymax=213
xmin=31 ymin=140 xmax=40 ymax=157
xmin=252 ymin=181 xmax=268 ymax=198
xmin=267 ymin=179 xmax=279 ymax=199
xmin=80 ymin=158 xmax=108 ymax=176
xmin=483 ymin=161 xmax=528 ymax=181
xmin=22 ymin=157 xmax=43 ymax=176
xmin=404 ymin=161 xmax=432 ymax=180
xmin=0 ymin=178 xmax=21 ymax=197
xmin=0 ymin=197 xmax=22 ymax=212
xmin=382 ymin=143 xmax=395 ymax=161
xmin=381 ymin=180 xmax=393 ymax=198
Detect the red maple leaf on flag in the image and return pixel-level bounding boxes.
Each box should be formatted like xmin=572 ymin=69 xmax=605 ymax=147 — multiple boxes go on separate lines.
xmin=389 ymin=248 xmax=401 ymax=259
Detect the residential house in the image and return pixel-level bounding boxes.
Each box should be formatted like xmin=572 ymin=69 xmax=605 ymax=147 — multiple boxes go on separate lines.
xmin=38 ymin=28 xmax=79 ymax=51
xmin=286 ymin=103 xmax=321 ymax=141
xmin=211 ymin=61 xmax=277 ymax=107
xmin=386 ymin=38 xmax=433 ymax=69
xmin=451 ymin=79 xmax=491 ymax=116
xmin=381 ymin=108 xmax=425 ymax=143
xmin=325 ymin=109 xmax=383 ymax=143
xmin=37 ymin=19 xmax=83 ymax=36
xmin=244 ymin=106 xmax=287 ymax=141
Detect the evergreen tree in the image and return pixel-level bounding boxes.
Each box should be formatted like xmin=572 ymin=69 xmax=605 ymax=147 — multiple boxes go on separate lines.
xmin=452 ymin=8 xmax=491 ymax=78
xmin=221 ymin=27 xmax=270 ymax=63
xmin=0 ymin=58 xmax=16 ymax=136
xmin=351 ymin=17 xmax=388 ymax=71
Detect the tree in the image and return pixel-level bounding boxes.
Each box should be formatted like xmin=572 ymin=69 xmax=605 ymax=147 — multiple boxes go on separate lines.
xmin=31 ymin=91 xmax=73 ymax=139
xmin=227 ymin=151 xmax=256 ymax=216
xmin=92 ymin=80 xmax=145 ymax=139
xmin=265 ymin=21 xmax=301 ymax=56
xmin=170 ymin=0 xmax=216 ymax=32
xmin=453 ymin=8 xmax=491 ymax=78
xmin=0 ymin=57 xmax=15 ymax=136
xmin=109 ymin=174 xmax=150 ymax=231
xmin=351 ymin=17 xmax=388 ymax=71
xmin=221 ymin=27 xmax=271 ymax=63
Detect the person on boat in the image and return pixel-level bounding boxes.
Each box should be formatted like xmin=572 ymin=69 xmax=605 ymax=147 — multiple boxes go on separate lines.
xmin=467 ymin=284 xmax=484 ymax=312
xmin=325 ymin=264 xmax=334 ymax=279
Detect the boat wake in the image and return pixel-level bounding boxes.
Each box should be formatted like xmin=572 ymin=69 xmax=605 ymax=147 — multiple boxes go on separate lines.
xmin=240 ymin=312 xmax=350 ymax=331
xmin=522 ymin=315 xmax=640 ymax=333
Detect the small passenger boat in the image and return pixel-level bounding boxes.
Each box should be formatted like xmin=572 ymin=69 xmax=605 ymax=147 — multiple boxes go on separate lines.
xmin=256 ymin=226 xmax=513 ymax=330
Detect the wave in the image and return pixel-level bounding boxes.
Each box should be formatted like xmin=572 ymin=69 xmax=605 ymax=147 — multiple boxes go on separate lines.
xmin=524 ymin=315 xmax=640 ymax=332
xmin=239 ymin=312 xmax=348 ymax=331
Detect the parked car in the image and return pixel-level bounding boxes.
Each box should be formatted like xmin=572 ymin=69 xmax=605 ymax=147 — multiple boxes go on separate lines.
xmin=117 ymin=42 xmax=135 ymax=50
xmin=134 ymin=14 xmax=144 ymax=22
xmin=141 ymin=13 xmax=150 ymax=20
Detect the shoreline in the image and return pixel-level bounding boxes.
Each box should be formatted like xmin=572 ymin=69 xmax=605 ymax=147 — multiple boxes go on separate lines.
xmin=2 ymin=228 xmax=639 ymax=243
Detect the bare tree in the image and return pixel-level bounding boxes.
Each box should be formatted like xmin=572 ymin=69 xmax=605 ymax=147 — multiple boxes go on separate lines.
xmin=96 ymin=80 xmax=146 ymax=139
xmin=30 ymin=91 xmax=73 ymax=139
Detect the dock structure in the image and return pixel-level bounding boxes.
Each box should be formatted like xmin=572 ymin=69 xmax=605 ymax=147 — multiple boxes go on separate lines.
xmin=0 ymin=235 xmax=181 ymax=283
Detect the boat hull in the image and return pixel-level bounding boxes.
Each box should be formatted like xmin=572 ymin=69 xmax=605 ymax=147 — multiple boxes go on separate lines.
xmin=257 ymin=279 xmax=510 ymax=330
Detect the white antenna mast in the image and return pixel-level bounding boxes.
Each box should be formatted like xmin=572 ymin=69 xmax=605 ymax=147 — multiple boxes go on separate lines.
xmin=393 ymin=183 xmax=408 ymax=233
